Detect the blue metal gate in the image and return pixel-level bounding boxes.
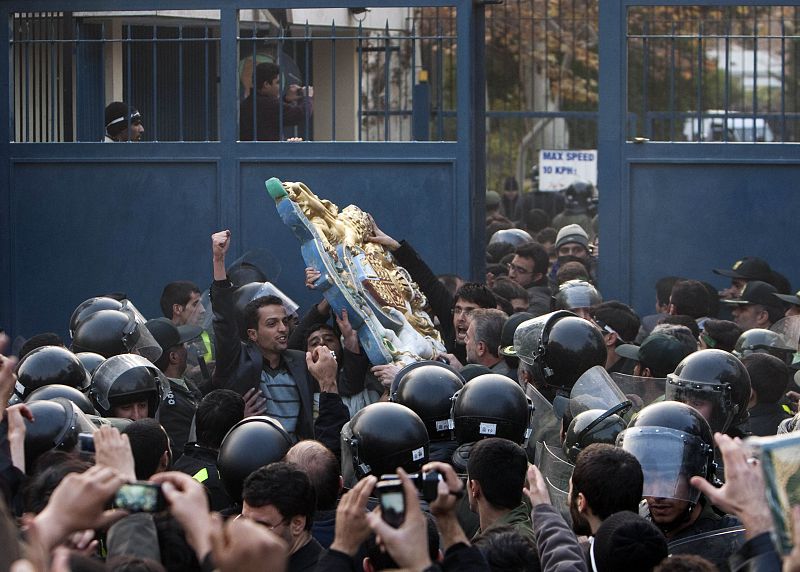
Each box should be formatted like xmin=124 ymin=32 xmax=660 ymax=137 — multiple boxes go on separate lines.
xmin=598 ymin=0 xmax=800 ymax=316
xmin=0 ymin=1 xmax=484 ymax=341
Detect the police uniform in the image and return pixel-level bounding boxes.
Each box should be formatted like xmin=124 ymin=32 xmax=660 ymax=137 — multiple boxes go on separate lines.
xmin=173 ymin=442 xmax=232 ymax=512
xmin=158 ymin=377 xmax=202 ymax=461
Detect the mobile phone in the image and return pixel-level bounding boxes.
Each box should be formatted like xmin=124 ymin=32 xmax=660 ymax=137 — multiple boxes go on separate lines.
xmin=78 ymin=433 xmax=95 ymax=454
xmin=113 ymin=482 xmax=167 ymax=513
xmin=376 ymin=479 xmax=405 ymax=528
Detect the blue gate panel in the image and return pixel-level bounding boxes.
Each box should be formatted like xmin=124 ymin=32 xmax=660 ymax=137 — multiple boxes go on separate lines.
xmin=238 ymin=160 xmax=461 ymax=313
xmin=626 ymin=162 xmax=800 ymax=318
xmin=10 ymin=161 xmax=219 ymax=339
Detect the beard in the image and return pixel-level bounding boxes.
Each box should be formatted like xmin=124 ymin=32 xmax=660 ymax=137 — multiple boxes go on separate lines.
xmin=570 ymin=494 xmax=592 ymax=536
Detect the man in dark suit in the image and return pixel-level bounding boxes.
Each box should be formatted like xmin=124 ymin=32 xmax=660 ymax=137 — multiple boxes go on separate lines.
xmin=210 ymin=230 xmax=346 ymax=445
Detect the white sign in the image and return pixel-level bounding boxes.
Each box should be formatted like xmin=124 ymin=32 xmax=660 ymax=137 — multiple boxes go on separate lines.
xmin=538 ymin=149 xmax=597 ymax=191
xmin=479 ymin=422 xmax=497 ymax=435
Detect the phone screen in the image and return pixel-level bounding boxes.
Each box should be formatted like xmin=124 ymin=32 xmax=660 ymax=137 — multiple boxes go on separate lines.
xmin=380 ymin=490 xmax=405 ymax=527
xmin=114 ymin=483 xmax=165 ymax=513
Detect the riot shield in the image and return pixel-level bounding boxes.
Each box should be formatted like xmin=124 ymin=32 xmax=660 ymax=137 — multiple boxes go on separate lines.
xmin=568 ymin=366 xmax=630 ymax=417
xmin=610 ymin=372 xmax=666 ymax=414
xmin=526 ymin=384 xmax=562 ymax=452
xmin=667 ymin=526 xmax=745 ymax=572
xmin=537 ymin=441 xmax=574 ymax=491
xmin=545 ymin=477 xmax=573 ymax=527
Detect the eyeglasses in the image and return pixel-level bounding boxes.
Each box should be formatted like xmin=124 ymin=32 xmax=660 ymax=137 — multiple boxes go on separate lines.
xmin=506 ymin=263 xmax=533 ymax=275
xmin=452 ymin=306 xmax=476 ymax=317
xmin=234 ymin=513 xmax=288 ymax=530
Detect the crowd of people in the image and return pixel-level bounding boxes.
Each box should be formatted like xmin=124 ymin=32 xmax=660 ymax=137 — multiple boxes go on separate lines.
xmin=1 ymin=178 xmax=800 ymax=572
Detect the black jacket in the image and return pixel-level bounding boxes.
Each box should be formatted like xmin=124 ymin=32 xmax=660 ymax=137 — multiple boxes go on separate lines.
xmin=159 ymin=378 xmax=202 ymax=461
xmin=211 ymin=279 xmax=317 ymax=441
xmin=172 ymin=443 xmax=232 ymax=512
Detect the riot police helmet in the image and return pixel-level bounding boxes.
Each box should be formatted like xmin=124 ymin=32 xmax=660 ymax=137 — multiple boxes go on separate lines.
xmin=553 ymin=280 xmax=602 ymax=312
xmin=389 ymin=361 xmax=464 ymax=441
xmin=23 ymin=397 xmax=96 ymax=473
xmin=26 ymin=384 xmax=97 ymax=415
xmin=563 ymin=408 xmax=627 ymax=464
xmin=72 ymin=306 xmax=162 ymax=363
xmin=89 ymin=354 xmax=165 ymax=418
xmin=617 ymin=401 xmax=715 ymax=505
xmin=733 ymin=328 xmax=794 ymax=364
xmin=341 ymin=402 xmax=429 ymax=481
xmin=488 ymin=228 xmax=534 ymax=248
xmin=75 ymin=352 xmax=106 ymax=378
xmin=666 ymin=349 xmax=751 ymax=433
xmin=217 ymin=416 xmax=292 ymax=502
xmin=69 ymin=296 xmax=123 ymax=338
xmin=564 ymin=179 xmax=594 ymax=211
xmin=450 ymin=373 xmax=532 ymax=446
xmin=15 ymin=346 xmax=90 ymax=400
xmin=513 ymin=311 xmax=607 ymax=394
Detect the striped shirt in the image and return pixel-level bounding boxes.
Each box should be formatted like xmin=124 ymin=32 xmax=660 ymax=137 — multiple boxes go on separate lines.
xmin=259 ymin=359 xmax=301 ymax=442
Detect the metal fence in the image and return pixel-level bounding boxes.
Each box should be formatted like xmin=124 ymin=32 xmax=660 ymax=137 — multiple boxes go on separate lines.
xmin=10 ymin=8 xmax=460 ymax=143
xmin=627 ymin=5 xmax=800 ymax=142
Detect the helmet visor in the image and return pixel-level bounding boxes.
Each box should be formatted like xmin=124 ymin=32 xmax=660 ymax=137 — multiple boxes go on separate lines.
xmin=119 ymin=303 xmax=162 ymax=363
xmin=91 ymin=354 xmax=165 ymax=412
xmin=513 ymin=317 xmax=548 ymax=366
xmin=610 ymin=372 xmax=666 ymax=414
xmin=237 ymin=282 xmax=300 ymax=317
xmin=569 ymin=366 xmax=629 ymax=417
xmin=618 ymin=426 xmax=709 ymax=503
xmin=665 ymin=378 xmax=731 ymax=433
xmin=771 ymin=316 xmax=800 ymax=366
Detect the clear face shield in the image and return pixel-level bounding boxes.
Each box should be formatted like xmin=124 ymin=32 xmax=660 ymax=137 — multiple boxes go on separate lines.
xmin=513 ymin=317 xmax=548 ymax=366
xmin=118 ymin=301 xmax=162 ymax=364
xmin=554 ymin=365 xmax=631 ymax=420
xmin=665 ymin=378 xmax=732 ymax=434
xmin=91 ymin=354 xmax=168 ymax=413
xmin=238 ymin=282 xmax=300 ymax=319
xmin=771 ymin=316 xmax=800 ymax=367
xmin=610 ymin=372 xmax=666 ymax=414
xmin=618 ymin=426 xmax=711 ymax=504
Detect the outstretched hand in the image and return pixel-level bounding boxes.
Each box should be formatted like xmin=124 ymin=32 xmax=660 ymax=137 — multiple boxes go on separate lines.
xmin=366 ymin=215 xmax=400 ymax=251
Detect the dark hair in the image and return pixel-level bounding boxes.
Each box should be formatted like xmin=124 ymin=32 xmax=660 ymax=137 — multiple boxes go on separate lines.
xmin=255 ymin=62 xmax=280 ymax=90
xmin=761 ymin=302 xmax=787 ymax=326
xmin=23 ymin=454 xmax=90 ymax=513
xmin=123 ymin=418 xmax=170 ymax=480
xmin=699 ymin=281 xmax=721 ymax=318
xmin=454 ymin=283 xmax=496 ymax=310
xmin=514 ymin=242 xmax=549 ymax=277
xmin=487 ymin=263 xmax=510 ymax=281
xmin=365 ymin=512 xmax=440 ymax=570
xmin=243 ymin=295 xmax=285 ymax=332
xmin=534 ymin=227 xmax=557 ymax=245
xmin=473 ymin=525 xmax=542 ymax=572
xmin=523 ymin=209 xmax=550 ymax=234
xmin=106 ymin=556 xmax=167 ymax=572
xmin=701 ymin=319 xmax=743 ymax=352
xmin=487 ymin=242 xmax=515 ymax=264
xmin=592 ymin=301 xmax=641 ymax=343
xmin=495 ymin=295 xmax=514 ymax=317
xmin=572 ymin=444 xmax=643 ymax=520
xmin=159 ymin=281 xmax=201 ymax=318
xmin=303 ymin=323 xmax=336 ymax=351
xmin=556 ymin=261 xmax=591 ymax=284
xmin=659 ymin=315 xmax=700 ymax=339
xmin=469 ymin=309 xmax=508 ymax=359
xmin=655 ymin=276 xmax=682 ymax=307
xmin=492 ymin=277 xmax=529 ymax=305
xmin=19 ymin=332 xmax=64 ymax=360
xmin=670 ymin=280 xmax=710 ymax=319
xmin=654 ymin=554 xmax=718 ymax=572
xmin=467 ymin=438 xmax=528 ymax=510
xmin=243 ymin=462 xmax=316 ymax=530
xmin=487 ymin=220 xmax=513 ymax=239
xmin=770 ymin=270 xmax=792 ymax=295
xmin=196 ymin=390 xmax=245 ymax=449
xmin=284 ymin=441 xmax=340 ymax=511
xmin=742 ymin=353 xmax=789 ymax=404
xmin=437 ymin=273 xmax=464 ymax=296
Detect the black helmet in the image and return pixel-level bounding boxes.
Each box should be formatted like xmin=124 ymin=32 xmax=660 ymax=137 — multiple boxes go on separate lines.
xmin=617 ymin=401 xmax=715 ymax=505
xmin=563 ymin=408 xmax=627 ymax=464
xmin=733 ymin=329 xmax=794 ymax=364
xmin=217 ymin=416 xmax=292 ymax=502
xmin=341 ymin=402 xmax=430 ymax=481
xmin=89 ymin=354 xmax=165 ymax=417
xmin=553 ymin=280 xmax=602 ymax=311
xmin=564 ymin=179 xmax=594 ymax=212
xmin=488 ymin=228 xmax=534 ymax=248
xmin=15 ymin=346 xmax=89 ymax=400
xmin=451 ymin=374 xmax=532 ymax=445
xmin=69 ymin=296 xmax=123 ymax=338
xmin=75 ymin=352 xmax=106 ymax=378
xmin=513 ymin=311 xmax=607 ymax=394
xmin=666 ymin=349 xmax=751 ymax=433
xmin=23 ymin=397 xmax=96 ymax=473
xmin=390 ymin=361 xmax=464 ymax=440
xmin=72 ymin=307 xmax=162 ymax=363
xmin=26 ymin=384 xmax=97 ymax=415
